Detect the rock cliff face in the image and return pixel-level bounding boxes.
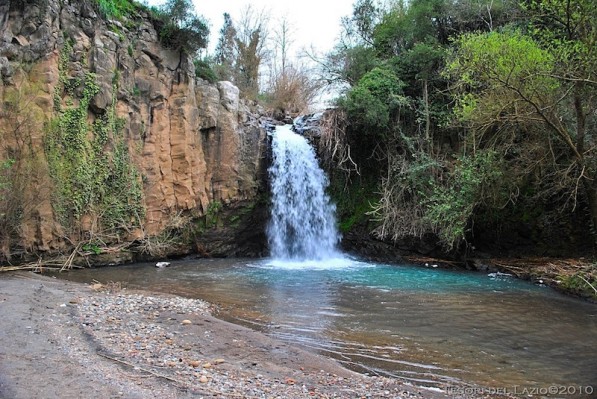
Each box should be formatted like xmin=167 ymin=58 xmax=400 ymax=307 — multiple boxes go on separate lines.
xmin=0 ymin=0 xmax=269 ymax=261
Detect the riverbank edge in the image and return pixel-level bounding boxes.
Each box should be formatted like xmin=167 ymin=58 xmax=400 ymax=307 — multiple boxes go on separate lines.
xmin=340 ymin=230 xmax=597 ymax=302
xmin=398 ymin=255 xmax=597 ymax=303
xmin=2 ymin=248 xmax=596 ymax=302
xmin=2 ymin=271 xmax=516 ymax=399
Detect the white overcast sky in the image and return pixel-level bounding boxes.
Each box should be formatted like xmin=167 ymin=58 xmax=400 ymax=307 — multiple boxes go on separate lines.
xmin=193 ymin=0 xmax=355 ymax=56
xmin=146 ymin=0 xmax=356 ymax=107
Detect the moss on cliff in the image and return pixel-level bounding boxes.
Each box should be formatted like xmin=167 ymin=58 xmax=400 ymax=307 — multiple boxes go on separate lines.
xmin=0 ymin=0 xmax=269 ymax=263
xmin=327 ymin=172 xmax=378 ymax=234
xmin=45 ymin=41 xmax=144 ymax=240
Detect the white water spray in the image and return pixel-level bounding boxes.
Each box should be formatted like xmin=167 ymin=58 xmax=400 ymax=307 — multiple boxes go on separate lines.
xmin=267 ymin=125 xmax=341 ymax=261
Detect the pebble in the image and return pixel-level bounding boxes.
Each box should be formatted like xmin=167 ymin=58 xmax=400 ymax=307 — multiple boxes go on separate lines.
xmin=71 ymin=291 xmax=488 ymax=399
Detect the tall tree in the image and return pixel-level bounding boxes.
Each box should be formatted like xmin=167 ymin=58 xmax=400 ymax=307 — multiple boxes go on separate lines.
xmin=343 ymin=0 xmax=381 ymax=45
xmin=272 ymin=16 xmax=294 ymax=76
xmin=322 ymin=0 xmax=529 ymax=250
xmin=233 ymin=5 xmax=270 ymax=100
xmin=265 ymin=18 xmax=314 ymax=115
xmin=214 ymin=13 xmax=236 ymax=81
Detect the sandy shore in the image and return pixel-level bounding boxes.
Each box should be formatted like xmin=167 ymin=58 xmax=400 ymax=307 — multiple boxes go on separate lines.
xmin=0 ymin=272 xmax=508 ymax=399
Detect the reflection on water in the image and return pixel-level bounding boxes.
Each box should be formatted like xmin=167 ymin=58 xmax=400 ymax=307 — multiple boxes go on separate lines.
xmin=56 ymin=257 xmax=597 ymax=390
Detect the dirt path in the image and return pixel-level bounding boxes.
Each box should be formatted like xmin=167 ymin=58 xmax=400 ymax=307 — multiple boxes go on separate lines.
xmin=0 ymin=272 xmax=510 ymax=399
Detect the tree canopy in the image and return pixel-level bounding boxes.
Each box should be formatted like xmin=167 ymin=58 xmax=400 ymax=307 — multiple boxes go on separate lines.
xmin=155 ymin=0 xmax=209 ymax=55
xmin=322 ymin=0 xmax=597 ymax=253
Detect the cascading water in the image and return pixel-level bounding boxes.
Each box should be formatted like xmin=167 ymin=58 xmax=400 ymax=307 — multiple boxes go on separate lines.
xmin=267 ymin=124 xmax=341 ymax=261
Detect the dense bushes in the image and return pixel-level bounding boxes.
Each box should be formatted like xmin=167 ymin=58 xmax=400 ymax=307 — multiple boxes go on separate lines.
xmin=327 ymin=0 xmax=597 ymax=252
xmin=89 ymin=0 xmax=209 ymax=55
xmin=341 ymin=67 xmax=407 ymax=135
xmin=156 ymin=0 xmax=209 ymax=55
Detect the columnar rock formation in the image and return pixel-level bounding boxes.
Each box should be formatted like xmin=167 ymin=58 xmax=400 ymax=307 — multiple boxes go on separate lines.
xmin=0 ymin=0 xmax=269 ymax=259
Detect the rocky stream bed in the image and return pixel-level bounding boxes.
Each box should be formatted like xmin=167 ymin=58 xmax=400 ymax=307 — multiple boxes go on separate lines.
xmin=0 ymin=272 xmax=520 ymax=399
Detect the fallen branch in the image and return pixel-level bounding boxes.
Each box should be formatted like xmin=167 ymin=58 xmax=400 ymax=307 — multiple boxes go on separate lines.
xmin=490 ymin=262 xmax=525 ymax=272
xmin=2 ymin=265 xmax=49 ymax=272
xmin=97 ymin=352 xmax=182 ymax=384
xmin=1 ymin=242 xmax=134 ymax=273
xmin=0 ymin=262 xmax=82 ymax=273
xmin=61 ymin=242 xmax=83 ymax=271
xmin=578 ymin=275 xmax=597 ymax=295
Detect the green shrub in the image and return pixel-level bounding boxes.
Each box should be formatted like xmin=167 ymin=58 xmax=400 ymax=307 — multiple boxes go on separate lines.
xmin=0 ymin=159 xmax=15 ymax=193
xmin=94 ymin=0 xmax=136 ymax=20
xmin=329 ymin=175 xmax=378 ymax=233
xmin=204 ymin=201 xmax=222 ymax=228
xmin=194 ymin=59 xmax=218 ymax=83
xmin=558 ymin=271 xmax=597 ymax=300
xmin=154 ymin=0 xmax=209 ymax=55
xmin=341 ymin=67 xmax=408 ymax=135
xmin=424 ymin=150 xmax=505 ymax=250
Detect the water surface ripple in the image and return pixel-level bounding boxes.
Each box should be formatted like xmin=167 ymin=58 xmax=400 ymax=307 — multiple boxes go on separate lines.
xmin=59 ymin=257 xmax=597 ymax=391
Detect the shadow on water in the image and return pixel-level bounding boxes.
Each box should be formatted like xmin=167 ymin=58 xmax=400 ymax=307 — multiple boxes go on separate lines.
xmin=57 ymin=256 xmax=597 ymax=391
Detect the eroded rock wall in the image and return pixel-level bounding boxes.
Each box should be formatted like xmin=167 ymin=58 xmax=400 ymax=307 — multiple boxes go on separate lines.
xmin=0 ymin=0 xmax=268 ymax=259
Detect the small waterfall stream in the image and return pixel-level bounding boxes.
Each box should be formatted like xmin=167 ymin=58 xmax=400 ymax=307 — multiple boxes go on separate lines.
xmin=267 ymin=124 xmax=341 ymax=261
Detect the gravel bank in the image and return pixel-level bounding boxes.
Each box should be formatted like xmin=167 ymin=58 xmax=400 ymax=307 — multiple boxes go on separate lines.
xmin=0 ymin=272 xmax=510 ymax=398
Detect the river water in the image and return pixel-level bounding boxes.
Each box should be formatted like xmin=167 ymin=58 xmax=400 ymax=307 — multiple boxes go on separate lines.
xmin=58 ymin=124 xmax=597 ymax=393
xmin=57 ymin=257 xmax=597 ymax=392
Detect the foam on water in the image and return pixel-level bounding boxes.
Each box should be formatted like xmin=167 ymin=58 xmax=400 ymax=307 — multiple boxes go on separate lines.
xmin=260 ymin=256 xmax=371 ymax=270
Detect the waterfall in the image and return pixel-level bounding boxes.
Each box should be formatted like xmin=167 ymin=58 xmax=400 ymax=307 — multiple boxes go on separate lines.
xmin=267 ymin=124 xmax=341 ymax=261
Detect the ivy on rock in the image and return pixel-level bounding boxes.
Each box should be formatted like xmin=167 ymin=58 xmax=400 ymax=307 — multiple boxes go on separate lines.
xmin=44 ymin=41 xmax=144 ymax=239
